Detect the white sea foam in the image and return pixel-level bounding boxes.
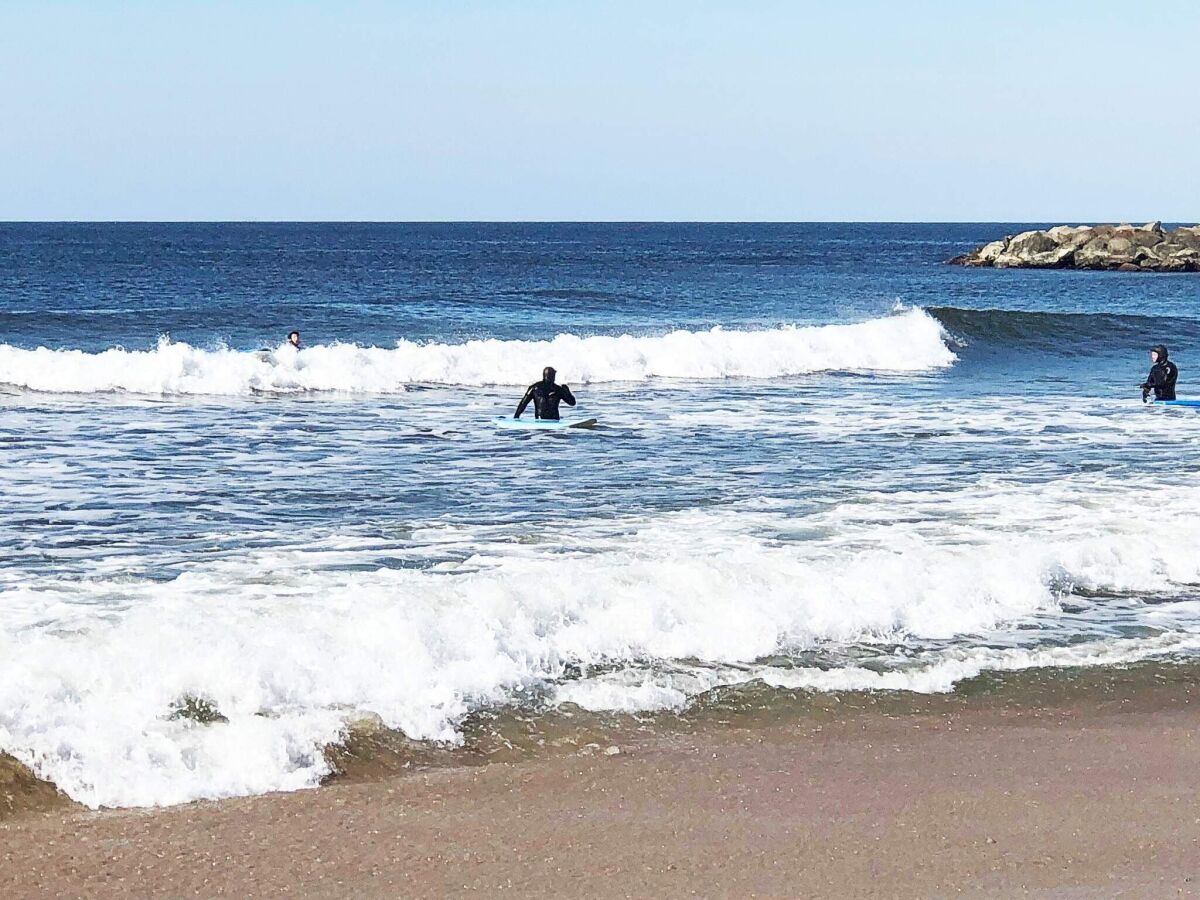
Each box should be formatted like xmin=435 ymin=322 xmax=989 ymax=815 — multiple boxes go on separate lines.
xmin=554 ymin=634 xmax=1200 ymax=712
xmin=754 ymin=635 xmax=1200 ymax=694
xmin=0 ymin=308 xmax=954 ymax=395
xmin=3 ymin=476 xmax=1200 ymax=809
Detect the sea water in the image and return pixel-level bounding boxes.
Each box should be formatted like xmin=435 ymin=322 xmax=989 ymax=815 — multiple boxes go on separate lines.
xmin=1 ymin=222 xmax=1198 ymax=808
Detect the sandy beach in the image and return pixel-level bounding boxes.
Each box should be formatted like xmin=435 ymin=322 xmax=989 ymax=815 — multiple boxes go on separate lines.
xmin=2 ymin=669 xmax=1198 ymax=899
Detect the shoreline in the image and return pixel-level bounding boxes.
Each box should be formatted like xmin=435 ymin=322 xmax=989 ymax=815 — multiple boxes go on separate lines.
xmin=3 ymin=664 xmax=1200 ymax=897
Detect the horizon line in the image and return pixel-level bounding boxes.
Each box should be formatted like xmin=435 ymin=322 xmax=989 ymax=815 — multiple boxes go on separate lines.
xmin=0 ymin=219 xmax=1184 ymax=226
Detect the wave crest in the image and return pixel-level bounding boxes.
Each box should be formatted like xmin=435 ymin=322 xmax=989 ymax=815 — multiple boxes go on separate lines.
xmin=928 ymin=305 xmax=1200 ymax=354
xmin=0 ymin=309 xmax=954 ymax=396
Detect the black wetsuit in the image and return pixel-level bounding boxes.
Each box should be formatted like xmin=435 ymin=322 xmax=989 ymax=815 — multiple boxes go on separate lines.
xmin=515 ymin=379 xmax=576 ymax=420
xmin=1142 ymin=357 xmax=1178 ymax=401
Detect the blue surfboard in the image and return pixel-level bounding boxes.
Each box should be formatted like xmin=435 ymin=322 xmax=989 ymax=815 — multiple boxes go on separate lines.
xmin=1153 ymin=399 xmax=1200 ymax=408
xmin=495 ymin=416 xmax=598 ymax=430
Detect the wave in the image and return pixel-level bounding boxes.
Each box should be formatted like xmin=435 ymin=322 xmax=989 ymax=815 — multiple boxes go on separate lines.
xmin=3 ymin=476 xmax=1200 ymax=809
xmin=553 ymin=634 xmax=1200 ymax=712
xmin=928 ymin=306 xmax=1200 ymax=354
xmin=0 ymin=308 xmax=954 ymax=395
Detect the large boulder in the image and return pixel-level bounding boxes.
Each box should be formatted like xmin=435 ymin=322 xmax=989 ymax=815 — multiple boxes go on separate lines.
xmin=1170 ymin=247 xmax=1200 ymax=271
xmin=1106 ymin=236 xmax=1134 ymax=255
xmin=1005 ymin=229 xmax=1058 ymax=257
xmin=996 ymin=245 xmax=1075 ymax=268
xmin=1031 ymin=245 xmax=1078 ymax=268
xmin=973 ymin=238 xmax=1008 ymax=265
xmin=1115 ymin=225 xmax=1166 ymax=250
xmin=948 ymin=237 xmax=1010 ymax=266
xmin=1167 ymin=227 xmax=1200 ymax=250
xmin=1150 ymin=255 xmax=1190 ymax=272
xmin=1074 ymin=236 xmax=1116 ymax=269
xmin=1046 ymin=225 xmax=1090 ymax=243
xmin=1139 ymin=241 xmax=1200 ymax=271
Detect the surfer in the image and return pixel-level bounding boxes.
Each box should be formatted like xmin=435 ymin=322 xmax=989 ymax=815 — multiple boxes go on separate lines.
xmin=515 ymin=367 xmax=576 ymax=420
xmin=1141 ymin=344 xmax=1178 ymax=402
xmin=288 ymin=331 xmax=301 ymax=349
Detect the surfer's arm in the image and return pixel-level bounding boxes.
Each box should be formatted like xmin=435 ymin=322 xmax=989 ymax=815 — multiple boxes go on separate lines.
xmin=1145 ymin=367 xmax=1172 ymax=392
xmin=514 ymin=385 xmax=535 ymax=418
xmin=559 ymin=385 xmax=576 ymax=407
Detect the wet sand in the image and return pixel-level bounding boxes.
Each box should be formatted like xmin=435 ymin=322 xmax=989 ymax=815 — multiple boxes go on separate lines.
xmin=3 ymin=673 xmax=1200 ymax=898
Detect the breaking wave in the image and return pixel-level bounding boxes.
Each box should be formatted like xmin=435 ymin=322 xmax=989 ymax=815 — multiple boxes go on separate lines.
xmin=3 ymin=477 xmax=1200 ymax=809
xmin=0 ymin=308 xmax=954 ymax=395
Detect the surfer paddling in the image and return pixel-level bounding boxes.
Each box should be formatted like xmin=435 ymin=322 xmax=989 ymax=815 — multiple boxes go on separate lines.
xmin=514 ymin=367 xmax=576 ymax=420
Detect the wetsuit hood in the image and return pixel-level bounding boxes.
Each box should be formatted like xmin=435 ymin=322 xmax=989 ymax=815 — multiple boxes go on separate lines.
xmin=1151 ymin=344 xmax=1169 ymax=362
xmin=542 ymin=366 xmax=557 ymax=382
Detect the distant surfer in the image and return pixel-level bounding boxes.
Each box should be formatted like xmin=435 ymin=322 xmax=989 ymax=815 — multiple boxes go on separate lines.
xmin=515 ymin=367 xmax=576 ymax=420
xmin=288 ymin=330 xmax=301 ymax=349
xmin=1141 ymin=344 xmax=1178 ymax=402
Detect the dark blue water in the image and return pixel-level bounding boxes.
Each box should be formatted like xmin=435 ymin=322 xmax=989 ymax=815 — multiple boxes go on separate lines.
xmin=4 ymin=222 xmax=1196 ymax=349
xmin=2 ymin=223 xmax=1199 ymax=809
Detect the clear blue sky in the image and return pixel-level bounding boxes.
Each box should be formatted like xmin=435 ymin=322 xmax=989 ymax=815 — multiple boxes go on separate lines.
xmin=1 ymin=1 xmax=1196 ymax=221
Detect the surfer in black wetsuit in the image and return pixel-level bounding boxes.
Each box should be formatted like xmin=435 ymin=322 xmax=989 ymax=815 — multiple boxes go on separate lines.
xmin=515 ymin=367 xmax=576 ymax=420
xmin=1141 ymin=344 xmax=1178 ymax=402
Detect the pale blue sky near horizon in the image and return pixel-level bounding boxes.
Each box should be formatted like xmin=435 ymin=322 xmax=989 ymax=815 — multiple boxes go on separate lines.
xmin=1 ymin=1 xmax=1196 ymax=222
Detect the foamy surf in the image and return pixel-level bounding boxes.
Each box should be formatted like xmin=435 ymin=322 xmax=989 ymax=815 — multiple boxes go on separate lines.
xmin=2 ymin=476 xmax=1200 ymax=809
xmin=0 ymin=308 xmax=954 ymax=395
xmin=552 ymin=633 xmax=1200 ymax=712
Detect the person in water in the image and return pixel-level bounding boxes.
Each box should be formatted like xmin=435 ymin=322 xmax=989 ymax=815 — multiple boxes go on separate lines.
xmin=288 ymin=330 xmax=301 ymax=348
xmin=515 ymin=367 xmax=576 ymax=420
xmin=1141 ymin=344 xmax=1178 ymax=402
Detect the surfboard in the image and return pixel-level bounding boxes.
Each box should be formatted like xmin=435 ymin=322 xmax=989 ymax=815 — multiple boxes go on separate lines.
xmin=1153 ymin=399 xmax=1200 ymax=408
xmin=495 ymin=416 xmax=598 ymax=430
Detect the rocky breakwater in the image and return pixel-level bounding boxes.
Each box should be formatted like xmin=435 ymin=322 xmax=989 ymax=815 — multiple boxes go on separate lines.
xmin=949 ymin=222 xmax=1200 ymax=272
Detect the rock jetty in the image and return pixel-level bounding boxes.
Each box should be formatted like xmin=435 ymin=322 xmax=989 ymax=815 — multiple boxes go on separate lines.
xmin=948 ymin=223 xmax=1200 ymax=272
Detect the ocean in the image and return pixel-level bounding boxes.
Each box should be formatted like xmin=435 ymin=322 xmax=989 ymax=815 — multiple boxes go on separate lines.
xmin=2 ymin=222 xmax=1198 ymax=809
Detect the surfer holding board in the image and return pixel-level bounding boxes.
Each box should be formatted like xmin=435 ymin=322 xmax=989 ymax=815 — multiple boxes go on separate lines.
xmin=1141 ymin=344 xmax=1178 ymax=403
xmin=496 ymin=367 xmax=596 ymax=430
xmin=514 ymin=366 xmax=577 ymax=421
